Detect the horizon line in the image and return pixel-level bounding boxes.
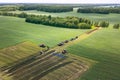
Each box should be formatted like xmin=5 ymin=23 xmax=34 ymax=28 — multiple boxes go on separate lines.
xmin=0 ymin=2 xmax=120 ymax=4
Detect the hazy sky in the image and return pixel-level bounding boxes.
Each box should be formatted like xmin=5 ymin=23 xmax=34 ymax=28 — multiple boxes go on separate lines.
xmin=0 ymin=0 xmax=120 ymax=4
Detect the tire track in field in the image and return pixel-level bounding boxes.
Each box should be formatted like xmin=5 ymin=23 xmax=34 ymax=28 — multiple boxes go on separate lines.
xmin=0 ymin=27 xmax=100 ymax=80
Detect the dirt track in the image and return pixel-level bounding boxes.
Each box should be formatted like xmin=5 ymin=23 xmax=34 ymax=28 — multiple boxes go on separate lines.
xmin=52 ymin=27 xmax=101 ymax=52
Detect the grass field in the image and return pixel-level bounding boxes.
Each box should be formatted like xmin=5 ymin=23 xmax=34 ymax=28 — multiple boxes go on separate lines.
xmin=0 ymin=10 xmax=120 ymax=80
xmin=67 ymin=28 xmax=120 ymax=80
xmin=0 ymin=16 xmax=87 ymax=49
xmin=11 ymin=10 xmax=120 ymax=25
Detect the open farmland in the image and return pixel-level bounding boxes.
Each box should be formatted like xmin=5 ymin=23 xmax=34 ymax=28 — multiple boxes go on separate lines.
xmin=0 ymin=16 xmax=87 ymax=49
xmin=0 ymin=41 xmax=43 ymax=80
xmin=67 ymin=29 xmax=120 ymax=80
xmin=0 ymin=24 xmax=98 ymax=80
xmin=0 ymin=41 xmax=95 ymax=80
xmin=0 ymin=41 xmax=43 ymax=67
xmin=0 ymin=3 xmax=120 ymax=80
xmin=10 ymin=10 xmax=120 ymax=25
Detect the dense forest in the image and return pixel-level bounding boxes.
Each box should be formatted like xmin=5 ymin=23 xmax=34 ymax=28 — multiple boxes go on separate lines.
xmin=19 ymin=5 xmax=73 ymax=12
xmin=25 ymin=15 xmax=92 ymax=29
xmin=19 ymin=5 xmax=40 ymax=10
xmin=77 ymin=7 xmax=120 ymax=14
xmin=37 ymin=6 xmax=73 ymax=13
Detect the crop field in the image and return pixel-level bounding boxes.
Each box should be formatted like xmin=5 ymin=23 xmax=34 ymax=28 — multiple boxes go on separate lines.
xmin=0 ymin=4 xmax=120 ymax=80
xmin=0 ymin=41 xmax=42 ymax=67
xmin=10 ymin=10 xmax=120 ymax=25
xmin=0 ymin=41 xmax=43 ymax=80
xmin=67 ymin=29 xmax=120 ymax=80
xmin=0 ymin=16 xmax=87 ymax=49
xmin=0 ymin=41 xmax=94 ymax=80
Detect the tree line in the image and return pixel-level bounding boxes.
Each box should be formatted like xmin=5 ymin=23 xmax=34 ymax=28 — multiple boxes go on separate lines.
xmin=0 ymin=12 xmax=27 ymax=18
xmin=37 ymin=6 xmax=73 ymax=13
xmin=0 ymin=6 xmax=18 ymax=11
xmin=113 ymin=24 xmax=120 ymax=29
xmin=0 ymin=12 xmax=119 ymax=29
xmin=94 ymin=21 xmax=109 ymax=28
xmin=77 ymin=7 xmax=120 ymax=14
xmin=19 ymin=5 xmax=73 ymax=13
xmin=94 ymin=21 xmax=119 ymax=29
xmin=25 ymin=15 xmax=92 ymax=29
xmin=0 ymin=12 xmax=92 ymax=29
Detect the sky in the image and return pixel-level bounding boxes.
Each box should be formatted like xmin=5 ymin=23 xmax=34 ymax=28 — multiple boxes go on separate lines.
xmin=0 ymin=0 xmax=120 ymax=4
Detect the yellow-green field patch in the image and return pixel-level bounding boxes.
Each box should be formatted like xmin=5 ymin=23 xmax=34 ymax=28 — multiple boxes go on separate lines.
xmin=0 ymin=41 xmax=42 ymax=67
xmin=0 ymin=42 xmax=95 ymax=80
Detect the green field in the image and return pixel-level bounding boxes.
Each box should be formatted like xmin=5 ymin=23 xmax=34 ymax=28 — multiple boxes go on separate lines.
xmin=0 ymin=16 xmax=87 ymax=49
xmin=67 ymin=29 xmax=120 ymax=80
xmin=0 ymin=9 xmax=120 ymax=80
xmin=11 ymin=10 xmax=120 ymax=25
